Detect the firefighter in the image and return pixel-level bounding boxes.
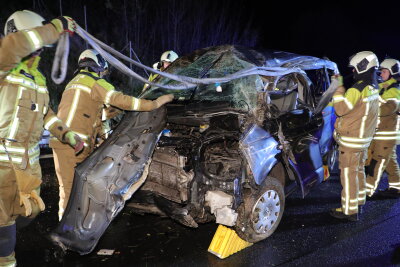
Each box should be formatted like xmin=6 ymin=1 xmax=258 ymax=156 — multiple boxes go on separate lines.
xmin=0 ymin=10 xmax=83 ymax=266
xmin=366 ymin=58 xmax=400 ymax=197
xmin=330 ymin=51 xmax=380 ymax=221
xmin=142 ymin=50 xmax=179 ymax=92
xmin=160 ymin=50 xmax=179 ymax=69
xmin=50 ymin=49 xmax=174 ymax=220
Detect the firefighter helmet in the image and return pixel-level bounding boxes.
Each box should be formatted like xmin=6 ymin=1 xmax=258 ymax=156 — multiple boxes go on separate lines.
xmin=349 ymin=51 xmax=379 ymax=74
xmin=4 ymin=10 xmax=45 ymax=35
xmin=380 ymin=58 xmax=400 ymax=76
xmin=78 ymin=49 xmax=108 ymax=72
xmin=160 ymin=50 xmax=178 ymax=63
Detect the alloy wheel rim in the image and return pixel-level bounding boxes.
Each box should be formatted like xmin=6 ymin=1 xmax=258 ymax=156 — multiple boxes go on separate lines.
xmin=251 ymin=189 xmax=281 ymax=234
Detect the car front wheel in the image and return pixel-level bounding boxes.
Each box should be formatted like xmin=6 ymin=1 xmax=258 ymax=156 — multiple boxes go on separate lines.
xmin=235 ymin=176 xmax=285 ymax=243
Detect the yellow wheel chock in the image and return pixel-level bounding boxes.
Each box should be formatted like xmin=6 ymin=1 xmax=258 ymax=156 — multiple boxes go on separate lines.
xmin=208 ymin=224 xmax=253 ymax=259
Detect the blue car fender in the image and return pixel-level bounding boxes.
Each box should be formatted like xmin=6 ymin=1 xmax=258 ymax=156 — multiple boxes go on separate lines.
xmin=239 ymin=124 xmax=281 ymax=185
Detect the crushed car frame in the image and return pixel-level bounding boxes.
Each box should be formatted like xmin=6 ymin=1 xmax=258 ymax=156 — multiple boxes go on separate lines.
xmin=51 ymin=45 xmax=338 ymax=254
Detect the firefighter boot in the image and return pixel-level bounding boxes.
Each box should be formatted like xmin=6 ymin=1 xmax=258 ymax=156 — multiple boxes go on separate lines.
xmin=330 ymin=208 xmax=359 ymax=222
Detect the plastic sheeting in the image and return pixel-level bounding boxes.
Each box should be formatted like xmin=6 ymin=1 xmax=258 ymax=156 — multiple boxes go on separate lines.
xmin=141 ymin=45 xmax=338 ymax=109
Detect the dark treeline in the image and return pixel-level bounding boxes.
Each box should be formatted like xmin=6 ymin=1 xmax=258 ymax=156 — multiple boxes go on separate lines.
xmin=1 ymin=0 xmax=260 ymax=109
xmin=2 ymin=0 xmax=400 ymax=108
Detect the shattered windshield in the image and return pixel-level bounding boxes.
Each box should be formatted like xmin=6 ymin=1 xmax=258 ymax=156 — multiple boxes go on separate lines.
xmin=140 ymin=45 xmax=337 ymax=111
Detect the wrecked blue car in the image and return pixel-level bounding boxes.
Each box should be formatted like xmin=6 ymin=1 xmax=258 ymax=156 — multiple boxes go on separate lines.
xmin=52 ymin=45 xmax=338 ymax=254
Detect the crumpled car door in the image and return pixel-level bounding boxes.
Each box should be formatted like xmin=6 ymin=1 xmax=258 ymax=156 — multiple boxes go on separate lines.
xmin=51 ymin=107 xmax=166 ymax=255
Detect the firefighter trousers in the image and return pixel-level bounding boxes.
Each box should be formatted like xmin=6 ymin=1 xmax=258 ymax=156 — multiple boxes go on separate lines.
xmin=366 ymin=140 xmax=400 ymax=195
xmin=53 ymin=145 xmax=90 ymax=220
xmin=338 ymin=148 xmax=367 ymax=215
xmin=0 ymin=163 xmax=42 ymax=266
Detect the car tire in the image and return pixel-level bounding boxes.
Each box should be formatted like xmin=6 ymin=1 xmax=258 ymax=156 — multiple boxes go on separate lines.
xmin=235 ymin=176 xmax=285 ymax=243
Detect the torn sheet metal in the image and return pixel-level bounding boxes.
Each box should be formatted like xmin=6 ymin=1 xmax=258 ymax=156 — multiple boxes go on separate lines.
xmin=51 ymin=108 xmax=166 ymax=255
xmin=240 ymin=124 xmax=281 ymax=185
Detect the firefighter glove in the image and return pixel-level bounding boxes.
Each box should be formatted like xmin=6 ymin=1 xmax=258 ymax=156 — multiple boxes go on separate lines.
xmin=154 ymin=94 xmax=174 ymax=108
xmin=64 ymin=131 xmax=85 ymax=154
xmin=13 ymin=168 xmax=45 ymax=217
xmin=331 ymin=75 xmax=343 ymax=87
xmin=51 ymin=16 xmax=77 ymax=35
xmin=19 ymin=190 xmax=45 ymax=217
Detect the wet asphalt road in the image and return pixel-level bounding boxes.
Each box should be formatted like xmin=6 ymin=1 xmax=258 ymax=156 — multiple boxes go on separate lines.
xmin=14 ymin=148 xmax=400 ymax=267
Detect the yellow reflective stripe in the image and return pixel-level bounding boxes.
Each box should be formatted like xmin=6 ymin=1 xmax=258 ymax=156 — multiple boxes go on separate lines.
xmin=359 ymin=101 xmax=369 ymax=138
xmin=44 ymin=116 xmax=59 ymax=130
xmin=373 ymin=136 xmax=398 ymax=140
xmin=385 ymin=98 xmax=400 ymax=102
xmin=29 ymin=154 xmax=40 ymax=165
xmin=344 ymin=167 xmax=350 ymax=214
xmin=5 ymin=74 xmax=46 ymax=93
xmin=0 ymin=144 xmax=39 ymax=155
xmin=8 ymin=86 xmax=25 ymax=140
xmin=348 ymin=206 xmax=358 ymax=211
xmin=6 ymin=75 xmax=35 ymax=88
xmin=17 ymin=86 xmax=25 ymax=99
xmin=334 ymin=93 xmax=356 ymax=109
xmin=366 ymin=183 xmax=374 ymax=189
xmin=389 ymin=182 xmax=400 ymax=186
xmin=23 ymin=29 xmax=43 ymax=50
xmin=375 ymin=131 xmax=399 ymax=135
xmin=341 ymin=197 xmax=358 ymax=204
xmin=0 ymin=144 xmax=41 ymax=165
xmin=332 ymin=95 xmax=345 ymax=103
xmin=67 ymin=84 xmax=91 ymax=94
xmin=105 ymin=90 xmax=115 ymax=105
xmin=0 ymin=146 xmax=25 ymax=154
xmin=28 ymin=145 xmax=40 ymax=156
xmin=340 ymin=136 xmax=372 ymax=143
xmin=373 ymin=159 xmax=386 ymax=191
xmin=74 ymin=132 xmax=89 ymax=140
xmin=344 ymin=98 xmax=353 ymax=110
xmin=37 ymin=86 xmax=48 ymax=94
xmin=66 ymin=90 xmax=81 ymax=127
xmin=338 ymin=139 xmax=370 ymax=149
xmin=0 ymin=155 xmax=22 ymax=163
xmin=362 ymin=94 xmax=379 ymax=102
xmin=377 ymin=117 xmax=381 ymax=127
xmin=132 ymin=98 xmax=140 ymax=110
xmin=8 ymin=111 xmax=19 ymax=140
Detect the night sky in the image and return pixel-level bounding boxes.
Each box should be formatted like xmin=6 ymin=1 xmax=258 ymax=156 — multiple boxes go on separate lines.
xmin=1 ymin=0 xmax=399 ymax=82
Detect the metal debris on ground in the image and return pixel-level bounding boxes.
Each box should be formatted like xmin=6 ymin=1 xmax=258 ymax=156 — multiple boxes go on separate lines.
xmin=97 ymin=249 xmax=115 ymax=255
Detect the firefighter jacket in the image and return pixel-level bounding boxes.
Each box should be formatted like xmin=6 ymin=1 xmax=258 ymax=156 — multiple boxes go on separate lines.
xmin=50 ymin=70 xmax=162 ymax=150
xmin=0 ymin=24 xmax=70 ymax=169
xmin=374 ymin=78 xmax=400 ymax=142
xmin=333 ymin=80 xmax=380 ymax=151
xmin=142 ymin=66 xmax=167 ymax=92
